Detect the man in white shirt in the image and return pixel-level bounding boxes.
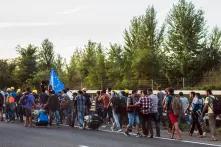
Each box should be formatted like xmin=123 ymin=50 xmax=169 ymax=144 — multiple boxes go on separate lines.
xmin=179 ymin=92 xmax=190 ymax=125
xmin=148 ymin=88 xmax=160 ymax=137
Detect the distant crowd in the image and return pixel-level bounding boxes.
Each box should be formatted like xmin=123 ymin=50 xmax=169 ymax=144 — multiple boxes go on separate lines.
xmin=0 ymin=87 xmax=221 ymax=141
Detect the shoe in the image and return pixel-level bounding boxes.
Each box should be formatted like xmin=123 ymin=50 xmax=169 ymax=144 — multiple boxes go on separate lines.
xmin=117 ymin=129 xmax=122 ymax=132
xmin=149 ymin=135 xmax=153 ymax=138
xmin=124 ymin=132 xmax=130 ymax=136
xmin=198 ymin=135 xmax=203 ymax=138
xmin=136 ymin=133 xmax=142 ymax=138
xmin=211 ymin=136 xmax=217 ymax=141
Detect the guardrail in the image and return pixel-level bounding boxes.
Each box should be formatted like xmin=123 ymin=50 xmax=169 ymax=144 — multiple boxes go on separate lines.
xmin=71 ymin=90 xmax=221 ymax=95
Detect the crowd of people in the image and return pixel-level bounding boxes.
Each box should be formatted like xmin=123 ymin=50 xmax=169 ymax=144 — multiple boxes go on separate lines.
xmin=0 ymin=86 xmax=220 ymax=141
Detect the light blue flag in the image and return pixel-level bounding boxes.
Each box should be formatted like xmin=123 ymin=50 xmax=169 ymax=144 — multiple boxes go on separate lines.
xmin=49 ymin=69 xmax=65 ymax=93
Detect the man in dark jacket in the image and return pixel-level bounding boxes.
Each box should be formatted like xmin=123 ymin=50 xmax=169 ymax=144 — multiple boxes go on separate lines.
xmin=47 ymin=90 xmax=61 ymax=126
xmin=82 ymin=88 xmax=91 ymax=115
xmin=0 ymin=91 xmax=4 ymax=121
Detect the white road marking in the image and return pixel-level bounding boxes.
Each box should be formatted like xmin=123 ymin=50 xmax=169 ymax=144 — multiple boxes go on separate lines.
xmin=99 ymin=129 xmax=221 ymax=147
xmin=78 ymin=145 xmax=89 ymax=147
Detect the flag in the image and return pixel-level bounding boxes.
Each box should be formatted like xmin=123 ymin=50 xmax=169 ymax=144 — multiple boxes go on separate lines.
xmin=49 ymin=69 xmax=65 ymax=93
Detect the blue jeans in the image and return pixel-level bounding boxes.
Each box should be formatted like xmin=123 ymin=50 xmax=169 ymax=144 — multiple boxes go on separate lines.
xmin=77 ymin=111 xmax=85 ymax=127
xmin=128 ymin=112 xmax=140 ymax=127
xmin=50 ymin=110 xmax=61 ymax=126
xmin=112 ymin=110 xmax=121 ymax=129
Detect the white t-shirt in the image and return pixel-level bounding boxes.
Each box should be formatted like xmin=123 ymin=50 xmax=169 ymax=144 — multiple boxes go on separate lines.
xmin=180 ymin=96 xmax=189 ymax=113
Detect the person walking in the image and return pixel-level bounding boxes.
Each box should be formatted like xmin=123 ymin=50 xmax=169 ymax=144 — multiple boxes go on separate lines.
xmin=189 ymin=92 xmax=203 ymax=137
xmin=165 ymin=88 xmax=182 ymax=140
xmin=82 ymin=88 xmax=91 ymax=115
xmin=180 ymin=92 xmax=190 ymax=125
xmin=76 ymin=90 xmax=87 ymax=129
xmin=16 ymin=89 xmax=24 ymax=122
xmin=0 ymin=91 xmax=4 ymax=121
xmin=47 ymin=90 xmax=61 ymax=127
xmin=101 ymin=90 xmax=111 ymax=124
xmin=124 ymin=90 xmax=141 ymax=137
xmin=110 ymin=91 xmax=122 ymax=132
xmin=138 ymin=90 xmax=153 ymax=138
xmin=21 ymin=88 xmax=36 ymax=127
xmin=203 ymin=89 xmax=218 ymax=141
xmin=148 ymin=88 xmax=160 ymax=137
xmin=95 ymin=91 xmax=103 ymax=118
xmin=157 ymin=87 xmax=166 ymax=128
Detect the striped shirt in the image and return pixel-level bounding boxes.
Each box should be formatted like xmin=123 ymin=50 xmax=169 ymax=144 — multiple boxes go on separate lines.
xmin=76 ymin=95 xmax=86 ymax=112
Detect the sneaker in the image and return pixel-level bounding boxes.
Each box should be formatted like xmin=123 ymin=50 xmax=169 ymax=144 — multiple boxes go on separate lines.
xmin=149 ymin=135 xmax=153 ymax=138
xmin=136 ymin=133 xmax=142 ymax=138
xmin=117 ymin=129 xmax=122 ymax=132
xmin=101 ymin=125 xmax=107 ymax=128
xmin=156 ymin=134 xmax=160 ymax=137
xmin=124 ymin=132 xmax=130 ymax=136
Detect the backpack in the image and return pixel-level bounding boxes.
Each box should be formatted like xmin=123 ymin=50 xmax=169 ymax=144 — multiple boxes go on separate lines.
xmin=8 ymin=96 xmax=15 ymax=104
xmin=20 ymin=95 xmax=28 ymax=106
xmin=210 ymin=96 xmax=221 ymax=115
xmin=166 ymin=95 xmax=173 ymax=112
xmin=37 ymin=111 xmax=49 ymax=125
xmin=60 ymin=99 xmax=68 ymax=109
xmin=112 ymin=94 xmax=122 ymax=113
xmin=127 ymin=96 xmax=134 ymax=112
xmin=0 ymin=93 xmax=4 ymax=106
xmin=172 ymin=97 xmax=182 ymax=116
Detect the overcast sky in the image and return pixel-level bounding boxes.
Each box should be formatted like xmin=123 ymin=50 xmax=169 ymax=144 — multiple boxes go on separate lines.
xmin=0 ymin=0 xmax=220 ymax=62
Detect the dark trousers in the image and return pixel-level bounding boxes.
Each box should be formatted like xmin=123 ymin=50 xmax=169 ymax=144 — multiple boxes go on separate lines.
xmin=152 ymin=113 xmax=161 ymax=137
xmin=103 ymin=107 xmax=112 ymax=120
xmin=71 ymin=111 xmax=77 ymax=127
xmin=141 ymin=113 xmax=153 ymax=136
xmin=158 ymin=108 xmax=166 ymax=127
xmin=190 ymin=111 xmax=203 ymax=135
xmin=17 ymin=105 xmax=24 ymax=122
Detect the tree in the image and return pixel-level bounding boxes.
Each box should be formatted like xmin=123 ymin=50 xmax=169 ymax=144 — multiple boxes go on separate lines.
xmin=123 ymin=6 xmax=165 ymax=88
xmin=106 ymin=43 xmax=125 ymax=88
xmin=165 ymin=0 xmax=206 ymax=85
xmin=66 ymin=50 xmax=82 ymax=89
xmin=39 ymin=39 xmax=55 ymax=70
xmin=95 ymin=44 xmax=107 ymax=89
xmin=16 ymin=44 xmax=38 ymax=87
xmin=0 ymin=60 xmax=17 ymax=89
xmin=199 ymin=27 xmax=221 ymax=72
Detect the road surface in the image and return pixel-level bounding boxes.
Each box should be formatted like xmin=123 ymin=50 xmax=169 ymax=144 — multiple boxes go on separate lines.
xmin=0 ymin=122 xmax=220 ymax=147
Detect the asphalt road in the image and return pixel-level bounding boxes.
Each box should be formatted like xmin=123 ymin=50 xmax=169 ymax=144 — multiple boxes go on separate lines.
xmin=0 ymin=123 xmax=220 ymax=147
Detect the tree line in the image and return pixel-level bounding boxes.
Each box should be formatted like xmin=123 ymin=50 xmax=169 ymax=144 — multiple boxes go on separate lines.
xmin=1 ymin=0 xmax=221 ymax=90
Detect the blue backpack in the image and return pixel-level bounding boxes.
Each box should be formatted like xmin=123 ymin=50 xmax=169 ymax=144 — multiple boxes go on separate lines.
xmin=38 ymin=111 xmax=48 ymax=123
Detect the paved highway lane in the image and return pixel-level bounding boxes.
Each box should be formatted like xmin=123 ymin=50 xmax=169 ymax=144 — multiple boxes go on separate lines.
xmin=0 ymin=123 xmax=220 ymax=147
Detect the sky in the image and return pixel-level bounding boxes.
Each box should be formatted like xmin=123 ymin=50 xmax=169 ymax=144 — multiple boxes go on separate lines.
xmin=0 ymin=0 xmax=220 ymax=62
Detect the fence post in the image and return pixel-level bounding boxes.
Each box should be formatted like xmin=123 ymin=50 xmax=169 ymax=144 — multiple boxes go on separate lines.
xmin=182 ymin=77 xmax=185 ymax=89
xmin=151 ymin=79 xmax=154 ymax=90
